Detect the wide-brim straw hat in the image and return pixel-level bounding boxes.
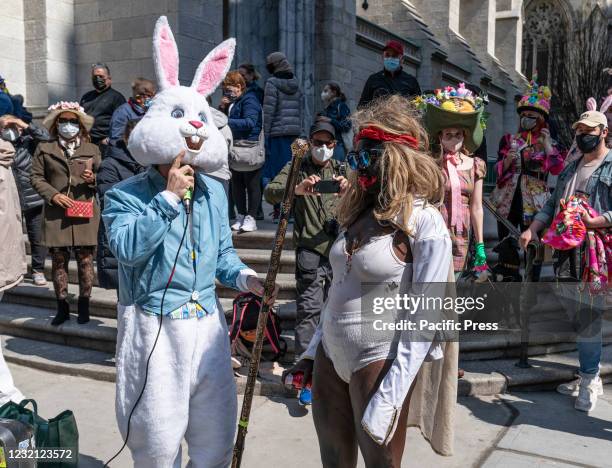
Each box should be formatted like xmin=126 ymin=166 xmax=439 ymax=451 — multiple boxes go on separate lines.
xmin=424 ymin=103 xmax=484 ymax=153
xmin=42 ymin=101 xmax=94 ymax=132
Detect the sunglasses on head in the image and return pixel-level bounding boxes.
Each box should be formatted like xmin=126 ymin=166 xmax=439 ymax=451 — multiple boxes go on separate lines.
xmin=57 ymin=118 xmax=80 ymax=126
xmin=347 ymin=148 xmax=383 ymax=170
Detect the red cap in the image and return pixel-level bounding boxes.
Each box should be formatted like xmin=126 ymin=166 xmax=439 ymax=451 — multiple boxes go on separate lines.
xmin=384 ymin=40 xmax=404 ymax=57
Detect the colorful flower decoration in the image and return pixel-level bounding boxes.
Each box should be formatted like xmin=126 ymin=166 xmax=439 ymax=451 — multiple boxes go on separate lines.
xmin=517 ymin=74 xmax=551 ymax=116
xmin=48 ymin=101 xmax=86 ymax=113
xmin=412 ymin=82 xmax=488 ymax=130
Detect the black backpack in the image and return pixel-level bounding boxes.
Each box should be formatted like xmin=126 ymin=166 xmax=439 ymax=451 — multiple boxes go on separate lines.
xmin=229 ymin=292 xmax=287 ymax=361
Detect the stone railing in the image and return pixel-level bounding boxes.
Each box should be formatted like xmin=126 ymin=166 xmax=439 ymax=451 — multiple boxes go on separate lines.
xmin=355 ymin=16 xmax=421 ymax=66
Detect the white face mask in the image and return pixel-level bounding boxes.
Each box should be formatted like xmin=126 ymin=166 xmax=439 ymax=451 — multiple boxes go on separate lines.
xmin=58 ymin=122 xmax=80 ymax=140
xmin=1 ymin=127 xmax=19 ymax=142
xmin=312 ymin=144 xmax=334 ymax=162
xmin=441 ymin=135 xmax=464 ymax=154
xmin=321 ymin=91 xmax=330 ymax=102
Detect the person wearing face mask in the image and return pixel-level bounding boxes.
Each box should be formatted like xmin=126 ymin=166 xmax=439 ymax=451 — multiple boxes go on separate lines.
xmin=108 ymin=77 xmax=156 ymax=146
xmin=490 ymin=79 xmax=565 ymax=280
xmin=31 ymin=102 xmax=101 ymax=326
xmin=264 ymin=117 xmax=348 ymax=405
xmin=238 ymin=63 xmax=264 ymax=105
xmin=417 ymin=84 xmax=488 ymax=280
xmin=263 ymin=51 xmax=303 ymax=221
xmin=80 ymin=63 xmax=126 ymax=156
xmin=319 ymin=81 xmax=352 ymax=161
xmin=219 ymin=71 xmax=264 ymax=232
xmin=1 ymin=114 xmax=50 ymax=286
xmin=520 ymin=111 xmax=611 ymax=412
xmin=358 ymin=40 xmax=421 ymax=109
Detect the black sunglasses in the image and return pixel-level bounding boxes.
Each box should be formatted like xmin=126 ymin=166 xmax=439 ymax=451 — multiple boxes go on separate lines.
xmin=347 ymin=148 xmax=383 ymax=170
xmin=57 ymin=118 xmax=80 ymax=126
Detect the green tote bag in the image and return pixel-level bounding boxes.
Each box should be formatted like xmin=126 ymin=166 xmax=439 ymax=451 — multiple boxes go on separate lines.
xmin=0 ymin=399 xmax=78 ymax=467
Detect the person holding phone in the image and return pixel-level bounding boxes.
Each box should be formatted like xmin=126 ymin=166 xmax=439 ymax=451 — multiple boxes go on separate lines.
xmin=31 ymin=102 xmax=101 ymax=326
xmin=264 ymin=117 xmax=348 ymax=405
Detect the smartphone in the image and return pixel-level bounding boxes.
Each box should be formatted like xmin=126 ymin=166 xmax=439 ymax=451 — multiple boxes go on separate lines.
xmin=314 ymin=179 xmax=341 ymax=194
xmin=73 ymin=158 xmax=93 ymax=176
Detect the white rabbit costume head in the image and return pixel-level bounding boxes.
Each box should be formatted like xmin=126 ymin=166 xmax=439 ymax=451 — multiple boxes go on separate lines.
xmin=128 ymin=16 xmax=235 ymax=171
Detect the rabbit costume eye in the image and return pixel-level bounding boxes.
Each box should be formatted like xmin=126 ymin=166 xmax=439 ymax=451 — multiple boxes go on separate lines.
xmin=127 ymin=16 xmax=235 ymax=172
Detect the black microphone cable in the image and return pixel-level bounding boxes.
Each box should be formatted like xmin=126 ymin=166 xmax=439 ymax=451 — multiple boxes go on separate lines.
xmin=104 ymin=214 xmax=189 ymax=467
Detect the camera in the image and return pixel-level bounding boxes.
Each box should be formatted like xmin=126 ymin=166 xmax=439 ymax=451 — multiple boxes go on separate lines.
xmin=314 ymin=179 xmax=341 ymax=194
xmin=323 ymin=218 xmax=340 ymax=237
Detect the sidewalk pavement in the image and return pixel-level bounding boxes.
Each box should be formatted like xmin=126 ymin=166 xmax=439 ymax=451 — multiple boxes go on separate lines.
xmin=7 ymin=362 xmax=612 ymax=467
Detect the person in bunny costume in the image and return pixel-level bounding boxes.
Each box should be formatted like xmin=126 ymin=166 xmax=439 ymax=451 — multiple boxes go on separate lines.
xmin=103 ymin=16 xmax=276 ymax=467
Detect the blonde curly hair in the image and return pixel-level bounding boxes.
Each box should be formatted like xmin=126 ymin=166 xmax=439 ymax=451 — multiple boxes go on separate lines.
xmin=337 ymin=95 xmax=445 ymax=235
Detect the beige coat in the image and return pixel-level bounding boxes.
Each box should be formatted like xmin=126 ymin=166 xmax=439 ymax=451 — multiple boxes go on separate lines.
xmin=406 ymin=258 xmax=458 ymax=456
xmin=0 ymin=140 xmax=27 ymax=292
xmin=31 ymin=140 xmax=101 ymax=248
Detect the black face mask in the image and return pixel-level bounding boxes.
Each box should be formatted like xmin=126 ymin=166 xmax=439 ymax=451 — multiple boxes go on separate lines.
xmin=266 ymin=64 xmax=275 ymax=74
xmin=92 ymin=76 xmax=107 ymax=91
xmin=576 ymin=133 xmax=602 ymax=154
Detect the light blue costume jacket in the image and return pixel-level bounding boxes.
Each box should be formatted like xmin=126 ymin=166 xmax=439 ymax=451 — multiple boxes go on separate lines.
xmin=103 ymin=167 xmax=248 ymax=315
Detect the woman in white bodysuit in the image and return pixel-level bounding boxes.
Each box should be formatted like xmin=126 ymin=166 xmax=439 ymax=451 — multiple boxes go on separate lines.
xmin=285 ymin=95 xmax=455 ymax=467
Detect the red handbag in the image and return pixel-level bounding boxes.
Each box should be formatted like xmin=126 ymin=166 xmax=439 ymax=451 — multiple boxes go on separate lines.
xmin=64 ymin=162 xmax=94 ymax=219
xmin=65 ymin=200 xmax=94 ymax=218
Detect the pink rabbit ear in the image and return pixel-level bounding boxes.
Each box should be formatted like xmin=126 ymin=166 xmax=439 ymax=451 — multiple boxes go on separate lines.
xmin=153 ymin=16 xmax=179 ymax=90
xmin=600 ymin=95 xmax=612 ymax=114
xmin=586 ymin=97 xmax=597 ymax=111
xmin=191 ymin=38 xmax=236 ymax=96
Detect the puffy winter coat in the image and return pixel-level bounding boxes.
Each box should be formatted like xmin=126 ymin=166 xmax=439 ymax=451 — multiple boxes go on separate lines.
xmin=96 ymin=141 xmax=145 ymax=289
xmin=11 ymin=123 xmax=49 ymax=212
xmin=263 ymin=72 xmax=303 ymax=138
xmin=228 ymin=88 xmax=263 ymax=142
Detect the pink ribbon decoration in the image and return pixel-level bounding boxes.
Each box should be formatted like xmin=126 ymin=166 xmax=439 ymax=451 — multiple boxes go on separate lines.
xmin=444 ymin=152 xmax=463 ymax=235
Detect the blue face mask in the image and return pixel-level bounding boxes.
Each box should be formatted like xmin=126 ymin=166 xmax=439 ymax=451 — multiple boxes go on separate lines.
xmin=144 ymin=98 xmax=152 ymax=109
xmin=383 ymin=57 xmax=401 ymax=72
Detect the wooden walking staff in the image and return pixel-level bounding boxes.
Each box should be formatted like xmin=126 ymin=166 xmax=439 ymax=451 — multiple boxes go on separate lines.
xmin=232 ymin=138 xmax=310 ymax=468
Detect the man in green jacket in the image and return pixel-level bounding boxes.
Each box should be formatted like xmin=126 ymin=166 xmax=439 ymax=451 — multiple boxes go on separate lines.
xmin=264 ymin=118 xmax=348 ymax=405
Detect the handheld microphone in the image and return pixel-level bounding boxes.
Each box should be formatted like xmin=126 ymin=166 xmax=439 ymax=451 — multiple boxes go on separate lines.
xmin=183 ymin=187 xmax=193 ymax=214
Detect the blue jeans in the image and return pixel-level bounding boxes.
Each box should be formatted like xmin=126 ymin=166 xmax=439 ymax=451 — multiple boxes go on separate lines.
xmin=263 ymin=136 xmax=295 ymax=185
xmin=576 ymin=308 xmax=602 ymax=375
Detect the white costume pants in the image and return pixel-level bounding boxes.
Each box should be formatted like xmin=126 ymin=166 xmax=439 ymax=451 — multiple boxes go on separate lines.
xmin=0 ymin=292 xmax=26 ymax=406
xmin=115 ymin=303 xmax=237 ymax=468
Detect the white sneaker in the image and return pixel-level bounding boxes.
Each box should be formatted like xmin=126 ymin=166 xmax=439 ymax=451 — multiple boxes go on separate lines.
xmin=558 ymin=376 xmax=604 ymax=397
xmin=575 ymin=372 xmax=604 ymax=412
xmin=231 ymin=215 xmax=245 ymax=231
xmin=32 ymin=272 xmax=47 ymax=286
xmin=240 ymin=215 xmax=257 ymax=232
xmin=557 ymin=377 xmax=581 ymax=396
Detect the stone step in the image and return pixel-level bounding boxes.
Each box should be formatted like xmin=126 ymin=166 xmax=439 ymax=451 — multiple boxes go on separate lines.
xmin=2 ymin=282 xmax=298 ymax=324
xmin=3 ymin=300 xmax=610 ymax=368
xmin=28 ymin=257 xmax=297 ymax=300
xmin=4 ymin=334 xmax=611 ymax=398
xmin=0 ymin=302 xmax=299 ymax=363
xmin=0 ymin=335 xmax=297 ymax=398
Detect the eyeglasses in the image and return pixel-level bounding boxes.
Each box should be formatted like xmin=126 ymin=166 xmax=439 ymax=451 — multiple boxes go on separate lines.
xmin=347 ymin=148 xmax=383 ymax=170
xmin=57 ymin=118 xmax=80 ymax=126
xmin=311 ymin=138 xmax=335 ymax=148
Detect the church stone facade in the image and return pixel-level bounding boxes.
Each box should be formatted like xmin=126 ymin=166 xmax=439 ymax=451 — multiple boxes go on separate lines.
xmin=0 ymin=0 xmax=610 ymax=160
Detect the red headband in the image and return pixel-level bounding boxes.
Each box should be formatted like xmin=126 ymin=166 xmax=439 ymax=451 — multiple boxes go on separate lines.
xmin=354 ymin=126 xmax=419 ymax=149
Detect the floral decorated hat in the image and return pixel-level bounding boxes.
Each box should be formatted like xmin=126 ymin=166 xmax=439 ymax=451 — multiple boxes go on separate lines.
xmin=517 ymin=77 xmax=552 ymax=117
xmin=42 ymin=101 xmax=94 ymax=132
xmin=414 ymin=83 xmax=488 ymax=153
